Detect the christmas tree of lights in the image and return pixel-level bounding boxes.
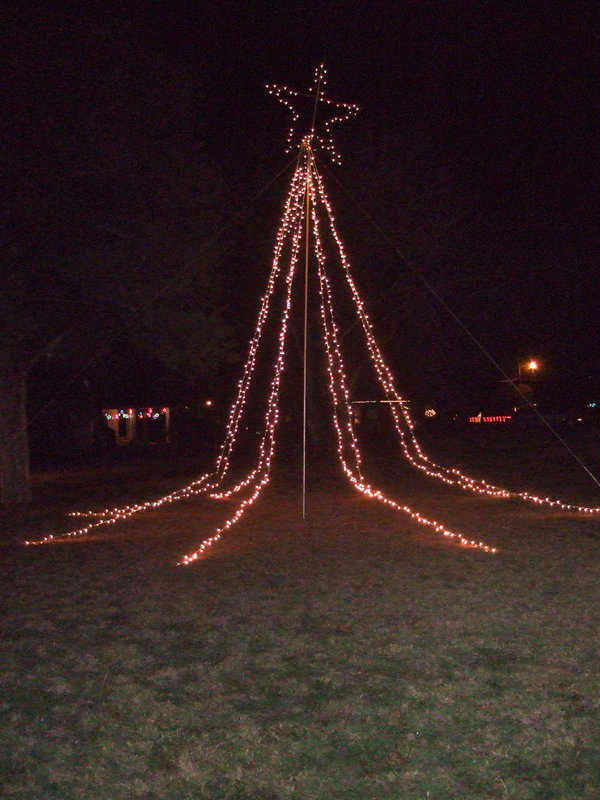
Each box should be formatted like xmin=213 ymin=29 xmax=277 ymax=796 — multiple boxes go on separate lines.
xmin=26 ymin=65 xmax=600 ymax=562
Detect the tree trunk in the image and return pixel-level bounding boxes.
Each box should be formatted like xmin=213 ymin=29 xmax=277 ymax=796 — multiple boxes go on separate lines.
xmin=0 ymin=349 xmax=31 ymax=505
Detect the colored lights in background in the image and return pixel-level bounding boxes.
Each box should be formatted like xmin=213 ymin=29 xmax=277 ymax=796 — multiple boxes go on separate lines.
xmin=469 ymin=414 xmax=512 ymax=424
xmin=103 ymin=408 xmax=168 ymax=421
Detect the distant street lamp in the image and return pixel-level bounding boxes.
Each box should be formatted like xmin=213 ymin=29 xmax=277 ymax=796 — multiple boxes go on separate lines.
xmin=518 ymin=359 xmax=540 ymax=382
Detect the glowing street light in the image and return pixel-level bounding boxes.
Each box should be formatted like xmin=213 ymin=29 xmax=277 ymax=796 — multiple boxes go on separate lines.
xmin=518 ymin=358 xmax=540 ymax=381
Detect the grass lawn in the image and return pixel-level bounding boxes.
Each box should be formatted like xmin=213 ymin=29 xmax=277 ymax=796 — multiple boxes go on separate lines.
xmin=1 ymin=431 xmax=599 ymax=799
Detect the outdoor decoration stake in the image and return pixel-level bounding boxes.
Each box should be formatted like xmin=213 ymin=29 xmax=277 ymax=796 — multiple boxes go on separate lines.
xmin=25 ymin=66 xmax=600 ymax=563
xmin=302 ymin=147 xmax=311 ymax=520
xmin=303 ymin=65 xmax=325 ymax=521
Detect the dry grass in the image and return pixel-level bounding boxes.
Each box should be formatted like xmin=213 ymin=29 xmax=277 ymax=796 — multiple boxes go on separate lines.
xmin=1 ymin=432 xmax=599 ymax=799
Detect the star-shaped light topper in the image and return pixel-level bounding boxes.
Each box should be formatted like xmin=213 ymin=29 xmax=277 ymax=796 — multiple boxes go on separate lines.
xmin=266 ymin=64 xmax=360 ymax=164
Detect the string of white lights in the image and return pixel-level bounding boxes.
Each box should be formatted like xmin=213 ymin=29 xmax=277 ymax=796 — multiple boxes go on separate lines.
xmin=201 ymin=164 xmax=308 ymax=501
xmin=178 ymin=162 xmax=309 ymax=564
xmin=59 ymin=172 xmax=309 ymax=528
xmin=309 ymin=167 xmax=364 ymax=477
xmin=313 ymin=165 xmax=600 ymax=515
xmin=313 ymin=165 xmax=504 ymax=490
xmin=318 ymin=248 xmax=496 ymax=552
xmin=25 ymin=155 xmax=309 ymax=551
xmin=309 ymin=158 xmax=497 ymax=553
xmin=212 ymin=165 xmax=308 ymax=485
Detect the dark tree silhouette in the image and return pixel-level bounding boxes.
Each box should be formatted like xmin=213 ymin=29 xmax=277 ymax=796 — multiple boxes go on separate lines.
xmin=1 ymin=9 xmax=233 ymax=503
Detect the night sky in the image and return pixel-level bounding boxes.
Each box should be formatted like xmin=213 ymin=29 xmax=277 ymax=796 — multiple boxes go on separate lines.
xmin=7 ymin=1 xmax=599 ymax=409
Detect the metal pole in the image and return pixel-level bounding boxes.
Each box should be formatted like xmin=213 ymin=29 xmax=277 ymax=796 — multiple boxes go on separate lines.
xmin=302 ymin=69 xmax=322 ymax=521
xmin=302 ymin=150 xmax=311 ymax=519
